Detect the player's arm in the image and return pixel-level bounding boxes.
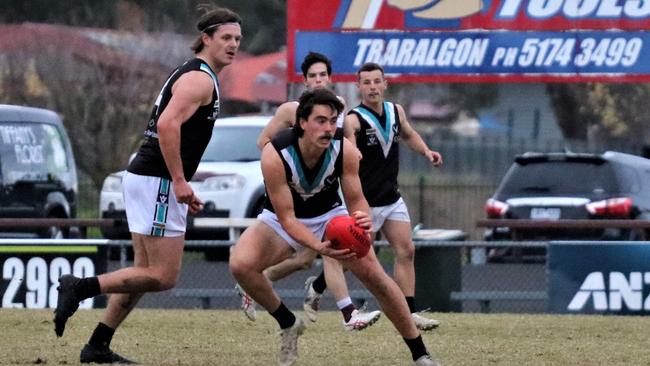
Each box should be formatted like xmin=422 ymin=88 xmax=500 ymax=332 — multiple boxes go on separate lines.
xmin=343 ymin=112 xmax=363 ymax=160
xmin=261 ymin=144 xmax=353 ymax=259
xmin=340 ymin=138 xmax=372 ymax=232
xmin=343 ymin=113 xmax=361 ymax=148
xmin=157 ymin=70 xmax=212 ymax=211
xmin=256 ymin=102 xmax=296 ymax=150
xmin=397 ymin=104 xmax=443 ymax=167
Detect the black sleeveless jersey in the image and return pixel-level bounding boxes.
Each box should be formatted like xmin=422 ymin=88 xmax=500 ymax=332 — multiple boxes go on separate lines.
xmin=263 ymin=128 xmax=344 ymax=218
xmin=348 ymin=102 xmax=401 ymax=207
xmin=128 ymin=58 xmax=220 ymax=181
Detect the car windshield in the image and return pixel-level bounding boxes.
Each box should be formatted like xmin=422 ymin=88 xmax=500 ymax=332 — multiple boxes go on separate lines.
xmin=497 ymin=161 xmax=619 ymax=197
xmin=0 ymin=122 xmax=70 ymax=183
xmin=202 ymin=125 xmax=264 ymax=162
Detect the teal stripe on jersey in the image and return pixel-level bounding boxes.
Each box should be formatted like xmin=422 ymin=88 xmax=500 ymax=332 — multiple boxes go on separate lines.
xmin=200 ymin=63 xmax=218 ymax=83
xmin=356 ymin=105 xmax=390 ymax=144
xmin=287 ymin=144 xmax=334 ymax=193
xmin=384 ymin=101 xmax=394 ymax=139
xmin=286 ymin=145 xmax=307 ymax=187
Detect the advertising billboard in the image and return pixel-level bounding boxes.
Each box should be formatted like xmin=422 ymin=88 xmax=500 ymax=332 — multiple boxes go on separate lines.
xmin=548 ymin=242 xmax=650 ymax=315
xmin=1 ymin=244 xmax=107 ymax=309
xmin=288 ymin=0 xmax=650 ymax=82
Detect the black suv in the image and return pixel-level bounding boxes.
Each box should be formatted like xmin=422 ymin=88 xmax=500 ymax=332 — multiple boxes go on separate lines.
xmin=0 ymin=105 xmax=78 ymax=238
xmin=484 ymin=151 xmax=650 ymax=261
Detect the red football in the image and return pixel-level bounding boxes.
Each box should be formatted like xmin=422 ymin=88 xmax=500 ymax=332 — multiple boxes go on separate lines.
xmin=325 ymin=215 xmax=371 ymax=258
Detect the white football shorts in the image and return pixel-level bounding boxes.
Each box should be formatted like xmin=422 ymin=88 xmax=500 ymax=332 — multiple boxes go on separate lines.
xmin=257 ymin=205 xmax=348 ymax=252
xmin=123 ymin=171 xmax=188 ymax=237
xmin=370 ymin=197 xmax=411 ymax=233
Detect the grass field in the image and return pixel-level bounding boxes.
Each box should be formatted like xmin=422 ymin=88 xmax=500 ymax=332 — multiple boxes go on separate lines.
xmin=2 ymin=309 xmax=649 ymax=365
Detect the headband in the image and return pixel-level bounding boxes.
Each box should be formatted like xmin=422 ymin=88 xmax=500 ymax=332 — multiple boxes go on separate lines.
xmin=201 ymin=22 xmax=241 ymax=33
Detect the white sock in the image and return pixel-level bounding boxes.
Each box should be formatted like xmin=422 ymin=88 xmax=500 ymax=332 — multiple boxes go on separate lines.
xmin=336 ymin=297 xmax=353 ymax=310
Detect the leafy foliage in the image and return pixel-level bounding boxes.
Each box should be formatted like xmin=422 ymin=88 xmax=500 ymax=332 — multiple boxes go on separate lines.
xmin=0 ymin=0 xmax=287 ymax=54
xmin=0 ymin=44 xmax=165 ymax=188
xmin=547 ymin=83 xmax=650 ymax=145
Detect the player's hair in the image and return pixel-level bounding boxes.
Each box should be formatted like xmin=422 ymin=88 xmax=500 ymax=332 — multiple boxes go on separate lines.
xmin=357 ymin=62 xmax=384 ymax=80
xmin=300 ymin=52 xmax=332 ymax=78
xmin=191 ymin=5 xmax=242 ymax=53
xmin=293 ymin=88 xmax=343 ymax=137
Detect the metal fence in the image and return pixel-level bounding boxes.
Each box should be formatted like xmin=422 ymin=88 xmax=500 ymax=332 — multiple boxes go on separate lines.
xmin=0 ymin=239 xmax=550 ymax=313
xmin=107 ymin=240 xmax=548 ymax=314
xmin=64 ymin=135 xmax=647 ymax=313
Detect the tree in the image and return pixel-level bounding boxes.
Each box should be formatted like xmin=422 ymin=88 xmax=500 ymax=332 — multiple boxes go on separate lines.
xmin=0 ymin=32 xmax=168 ymax=189
xmin=0 ymin=0 xmax=288 ymax=54
xmin=547 ymin=83 xmax=650 ymax=146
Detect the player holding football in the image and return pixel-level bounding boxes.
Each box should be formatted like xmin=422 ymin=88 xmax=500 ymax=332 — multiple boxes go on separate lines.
xmin=301 ymin=62 xmax=444 ymax=331
xmin=236 ymin=51 xmax=380 ymax=331
xmin=229 ymin=88 xmax=438 ymax=366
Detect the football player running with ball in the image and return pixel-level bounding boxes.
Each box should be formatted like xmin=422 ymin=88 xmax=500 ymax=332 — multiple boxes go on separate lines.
xmin=229 ymin=88 xmax=438 ymax=366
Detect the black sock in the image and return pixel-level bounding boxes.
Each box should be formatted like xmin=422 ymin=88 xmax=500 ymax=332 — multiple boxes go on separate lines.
xmin=270 ymin=302 xmax=296 ymax=329
xmin=403 ymin=335 xmax=428 ymax=361
xmin=341 ymin=304 xmax=356 ymax=322
xmin=88 ymin=322 xmax=115 ymax=350
xmin=76 ymin=277 xmax=101 ymax=300
xmin=406 ymin=296 xmax=416 ymax=313
xmin=312 ymin=271 xmax=327 ymax=294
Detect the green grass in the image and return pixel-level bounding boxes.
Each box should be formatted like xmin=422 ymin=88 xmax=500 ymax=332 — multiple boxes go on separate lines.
xmin=2 ymin=309 xmax=650 ymax=365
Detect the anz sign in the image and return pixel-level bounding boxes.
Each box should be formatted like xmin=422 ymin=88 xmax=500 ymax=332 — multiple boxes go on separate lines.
xmin=568 ymin=272 xmax=650 ymax=312
xmin=548 ymin=242 xmax=650 ymax=314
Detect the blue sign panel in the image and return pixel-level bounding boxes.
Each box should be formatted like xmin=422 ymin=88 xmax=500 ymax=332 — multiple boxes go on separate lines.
xmin=295 ymin=31 xmax=649 ymax=77
xmin=288 ymin=0 xmax=650 ymax=82
xmin=548 ymin=242 xmax=650 ymax=314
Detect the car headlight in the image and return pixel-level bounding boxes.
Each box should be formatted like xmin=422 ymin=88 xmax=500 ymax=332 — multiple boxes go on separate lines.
xmin=198 ymin=175 xmax=246 ymax=191
xmin=101 ymin=174 xmax=123 ymax=193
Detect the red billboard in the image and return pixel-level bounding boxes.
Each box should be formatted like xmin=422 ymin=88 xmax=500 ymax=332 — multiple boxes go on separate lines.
xmin=288 ymin=0 xmax=650 ymax=82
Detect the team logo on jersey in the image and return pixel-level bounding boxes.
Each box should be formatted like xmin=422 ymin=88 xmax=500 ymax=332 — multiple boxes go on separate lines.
xmin=324 ymin=175 xmax=337 ymax=186
xmin=210 ymin=99 xmax=220 ymax=121
xmin=366 ymin=128 xmax=378 ymax=146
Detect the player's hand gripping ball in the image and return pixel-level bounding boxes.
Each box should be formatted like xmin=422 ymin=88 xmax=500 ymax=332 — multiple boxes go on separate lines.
xmin=325 ymin=215 xmax=371 ymax=258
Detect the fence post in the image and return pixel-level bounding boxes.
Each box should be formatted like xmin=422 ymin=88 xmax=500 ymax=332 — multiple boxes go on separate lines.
xmin=414 ymin=244 xmax=462 ymax=312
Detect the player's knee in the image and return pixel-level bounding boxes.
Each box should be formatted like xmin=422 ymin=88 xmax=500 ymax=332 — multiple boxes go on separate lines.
xmin=158 ymin=276 xmax=178 ymax=291
xmin=229 ymin=256 xmax=251 ymax=280
xmin=394 ymin=242 xmax=415 ymax=262
xmin=296 ymin=258 xmax=314 ymax=270
xmin=154 ymin=270 xmax=179 ymax=291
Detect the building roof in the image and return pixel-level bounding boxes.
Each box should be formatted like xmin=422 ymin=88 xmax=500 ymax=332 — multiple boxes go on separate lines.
xmin=219 ymin=50 xmax=287 ymax=104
